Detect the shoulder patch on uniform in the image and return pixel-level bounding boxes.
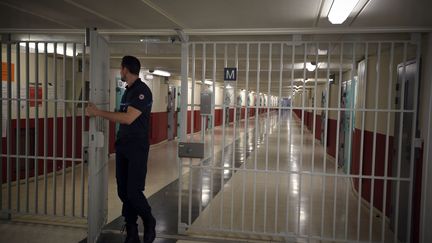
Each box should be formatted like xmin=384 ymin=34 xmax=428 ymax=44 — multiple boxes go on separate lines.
xmin=139 ymin=94 xmax=145 ymax=100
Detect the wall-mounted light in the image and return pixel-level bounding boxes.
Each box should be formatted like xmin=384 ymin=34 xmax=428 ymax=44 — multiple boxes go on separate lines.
xmin=328 ymin=0 xmax=360 ymax=24
xmin=226 ymin=84 xmax=233 ymax=89
xmin=150 ymin=69 xmax=171 ymax=77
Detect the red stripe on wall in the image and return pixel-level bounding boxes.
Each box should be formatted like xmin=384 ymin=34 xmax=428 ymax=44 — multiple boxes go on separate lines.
xmin=149 ymin=112 xmax=168 ymax=145
xmin=351 ymin=128 xmax=394 ymax=216
xmin=326 ymin=118 xmax=338 ymax=158
xmin=2 ymin=116 xmax=89 ymax=183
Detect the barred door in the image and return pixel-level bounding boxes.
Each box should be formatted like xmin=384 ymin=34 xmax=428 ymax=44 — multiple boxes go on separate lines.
xmin=177 ymin=39 xmax=421 ymax=243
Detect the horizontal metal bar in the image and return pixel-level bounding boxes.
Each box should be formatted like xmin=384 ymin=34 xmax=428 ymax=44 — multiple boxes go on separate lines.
xmin=182 ymin=164 xmax=411 ymax=181
xmin=188 ymin=40 xmax=413 ymax=44
xmin=0 ymin=98 xmax=89 ymax=103
xmin=0 ymin=209 xmax=87 ymax=220
xmin=0 ymin=40 xmax=84 ymax=44
xmin=2 ymin=27 xmax=430 ymax=35
xmin=0 ymin=154 xmax=83 ymax=162
xmin=186 ymin=104 xmax=415 ymax=113
xmin=183 ymin=224 xmax=396 ymax=243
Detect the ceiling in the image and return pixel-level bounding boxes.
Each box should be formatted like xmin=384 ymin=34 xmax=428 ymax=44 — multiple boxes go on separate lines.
xmin=1 ymin=0 xmax=431 ymax=30
xmin=1 ymin=0 xmax=431 ymax=95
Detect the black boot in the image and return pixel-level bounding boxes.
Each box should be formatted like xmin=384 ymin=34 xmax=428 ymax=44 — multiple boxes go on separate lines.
xmin=143 ymin=216 xmax=156 ymax=243
xmin=122 ymin=223 xmax=140 ymax=243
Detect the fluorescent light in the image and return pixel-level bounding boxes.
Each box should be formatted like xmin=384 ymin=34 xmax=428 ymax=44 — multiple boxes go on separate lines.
xmin=328 ymin=0 xmax=360 ymax=24
xmin=145 ymin=74 xmax=154 ymax=80
xmin=151 ymin=70 xmax=171 ymax=77
xmin=204 ymin=80 xmax=213 ymax=85
xmin=306 ymin=62 xmax=316 ymax=72
xmin=19 ymin=42 xmax=77 ymax=57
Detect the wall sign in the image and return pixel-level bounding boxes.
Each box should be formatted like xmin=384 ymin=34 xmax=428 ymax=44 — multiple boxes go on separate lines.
xmin=224 ymin=68 xmax=237 ymax=81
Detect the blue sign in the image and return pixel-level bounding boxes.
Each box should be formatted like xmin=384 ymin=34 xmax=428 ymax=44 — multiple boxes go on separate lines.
xmin=224 ymin=68 xmax=237 ymax=81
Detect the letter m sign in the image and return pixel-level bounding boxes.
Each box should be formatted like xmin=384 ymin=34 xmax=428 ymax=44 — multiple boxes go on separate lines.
xmin=224 ymin=68 xmax=237 ymax=81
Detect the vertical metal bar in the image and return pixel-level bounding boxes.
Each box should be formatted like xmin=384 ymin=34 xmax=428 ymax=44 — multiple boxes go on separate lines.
xmin=198 ymin=43 xmax=205 ymax=216
xmin=16 ymin=42 xmax=22 ymax=213
xmin=0 ymin=41 xmax=2 ymax=213
xmin=263 ymin=43 xmax=272 ymax=233
xmin=265 ymin=44 xmax=272 ymax=171
xmin=201 ymin=44 xmax=206 ymax=142
xmin=286 ymin=42 xmax=295 ymax=234
xmin=53 ymin=42 xmax=58 ymax=216
xmin=219 ymin=44 xmax=230 ymax=228
xmin=230 ymin=43 xmax=239 ymax=230
xmin=382 ymin=42 xmax=395 ymax=242
xmin=80 ymin=43 xmax=85 ymax=218
xmin=25 ymin=42 xmax=30 ymax=213
xmin=297 ymin=42 xmax=307 ymax=235
xmin=344 ymin=42 xmax=356 ymax=240
xmin=369 ymin=42 xmax=382 ymax=241
xmin=62 ymin=43 xmax=67 ymax=216
xmin=209 ymin=42 xmax=216 ymax=229
xmin=394 ymin=42 xmax=408 ymax=243
xmin=34 ymin=42 xmax=39 ymax=214
xmin=188 ymin=43 xmax=195 ymax=227
xmin=356 ymin=42 xmax=369 ymax=242
xmin=406 ymin=39 xmax=422 ymax=243
xmin=275 ymin=43 xmax=284 ymax=234
xmin=43 ymin=42 xmax=48 ymax=215
xmin=178 ymin=40 xmax=189 ymax=228
xmin=6 ymin=42 xmax=12 ymax=212
xmin=252 ymin=43 xmax=261 ymax=232
xmin=309 ymin=42 xmax=319 ymax=238
xmin=321 ymin=42 xmax=331 ymax=238
xmin=190 ymin=43 xmax=196 ymax=142
xmin=71 ymin=43 xmax=76 ymax=217
xmin=219 ymin=43 xmax=228 ymax=229
xmin=241 ymin=43 xmax=250 ymax=231
xmin=333 ymin=42 xmax=344 ymax=238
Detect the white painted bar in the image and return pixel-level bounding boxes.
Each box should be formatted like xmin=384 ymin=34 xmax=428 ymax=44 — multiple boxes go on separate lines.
xmin=369 ymin=42 xmax=382 ymax=241
xmin=394 ymin=43 xmax=408 ymax=243
xmin=382 ymin=42 xmax=395 ymax=242
xmin=356 ymin=42 xmax=368 ymax=242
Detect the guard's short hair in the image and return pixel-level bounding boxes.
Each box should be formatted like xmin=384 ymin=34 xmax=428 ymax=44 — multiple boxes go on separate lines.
xmin=121 ymin=56 xmax=141 ymax=75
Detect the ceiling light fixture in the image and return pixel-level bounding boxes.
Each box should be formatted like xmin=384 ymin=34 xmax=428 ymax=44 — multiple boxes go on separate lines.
xmin=204 ymin=80 xmax=213 ymax=85
xmin=328 ymin=0 xmax=360 ymax=24
xmin=150 ymin=69 xmax=171 ymax=77
xmin=145 ymin=74 xmax=154 ymax=80
xmin=306 ymin=62 xmax=316 ymax=72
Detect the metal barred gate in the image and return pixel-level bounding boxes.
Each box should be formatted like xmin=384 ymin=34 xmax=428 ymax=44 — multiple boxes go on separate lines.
xmin=177 ymin=38 xmax=421 ymax=243
xmin=0 ymin=29 xmax=109 ymax=242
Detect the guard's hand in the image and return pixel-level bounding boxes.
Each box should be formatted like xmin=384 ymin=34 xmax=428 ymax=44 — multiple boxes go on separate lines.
xmin=86 ymin=102 xmax=99 ymax=117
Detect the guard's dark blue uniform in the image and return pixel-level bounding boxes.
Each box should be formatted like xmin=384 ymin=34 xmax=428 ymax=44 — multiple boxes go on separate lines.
xmin=115 ymin=78 xmax=155 ymax=227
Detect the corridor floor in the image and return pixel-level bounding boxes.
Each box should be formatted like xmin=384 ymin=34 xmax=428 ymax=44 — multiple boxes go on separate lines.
xmin=1 ymin=110 xmax=396 ymax=243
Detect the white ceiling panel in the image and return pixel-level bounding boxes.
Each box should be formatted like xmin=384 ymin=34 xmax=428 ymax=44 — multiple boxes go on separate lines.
xmin=144 ymin=0 xmax=321 ymax=29
xmin=70 ymin=0 xmax=180 ymax=29
xmin=352 ymin=0 xmax=432 ymax=27
xmin=0 ymin=3 xmax=67 ymax=29
xmin=0 ymin=0 xmax=135 ymax=29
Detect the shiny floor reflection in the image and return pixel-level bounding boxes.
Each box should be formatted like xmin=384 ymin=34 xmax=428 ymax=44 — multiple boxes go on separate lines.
xmin=185 ymin=111 xmax=396 ymax=243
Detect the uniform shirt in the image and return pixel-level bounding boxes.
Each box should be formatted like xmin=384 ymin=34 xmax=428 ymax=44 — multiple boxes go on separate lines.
xmin=117 ymin=78 xmax=153 ymax=142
